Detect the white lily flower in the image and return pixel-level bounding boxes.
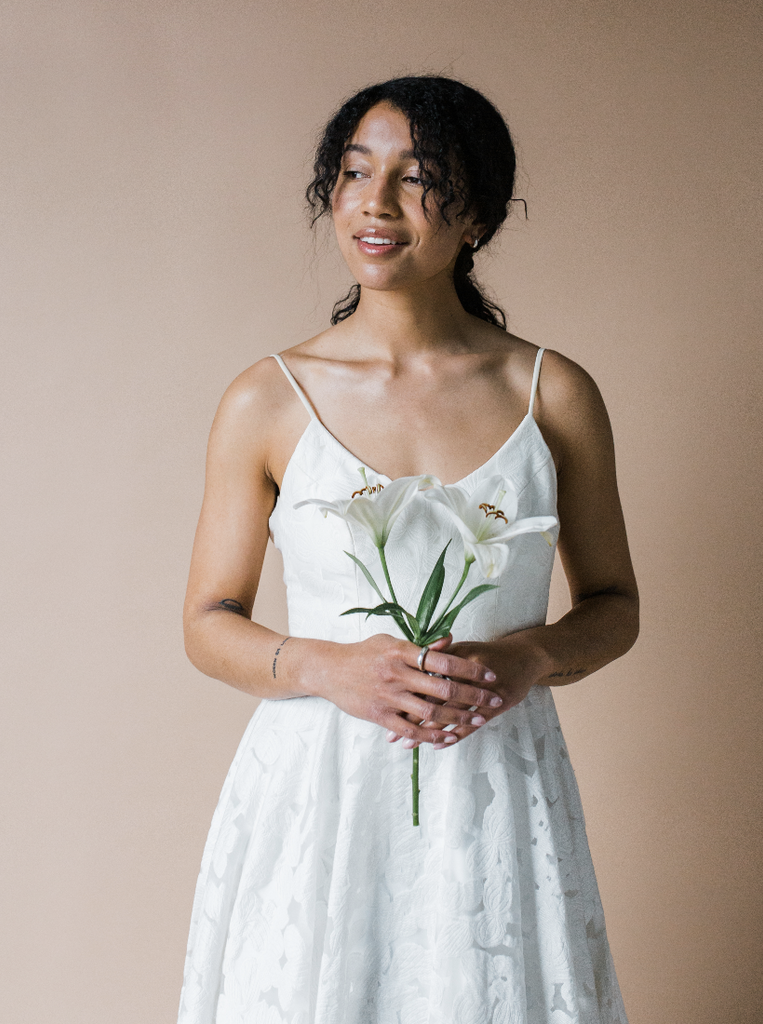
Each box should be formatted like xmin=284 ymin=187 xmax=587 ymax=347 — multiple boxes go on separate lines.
xmin=295 ymin=468 xmax=441 ymax=549
xmin=424 ymin=474 xmax=557 ymax=579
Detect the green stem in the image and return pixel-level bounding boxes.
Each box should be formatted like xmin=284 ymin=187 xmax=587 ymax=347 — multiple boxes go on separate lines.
xmin=411 ymin=747 xmax=420 ymax=826
xmin=434 ymin=557 xmax=473 ymax=627
xmin=378 ymin=545 xmax=399 ymax=606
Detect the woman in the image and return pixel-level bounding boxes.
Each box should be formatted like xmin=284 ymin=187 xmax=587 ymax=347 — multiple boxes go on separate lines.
xmin=178 ymin=76 xmax=638 ymax=1024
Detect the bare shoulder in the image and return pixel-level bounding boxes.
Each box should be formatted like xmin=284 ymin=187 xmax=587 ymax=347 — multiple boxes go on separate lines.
xmin=209 ymin=341 xmax=336 ymax=488
xmin=220 ymin=353 xmax=293 ymax=416
xmin=204 ymin=354 xmax=300 ymax=477
xmin=533 ymin=349 xmax=615 ymax=470
xmin=210 ymin=356 xmax=280 ymax=443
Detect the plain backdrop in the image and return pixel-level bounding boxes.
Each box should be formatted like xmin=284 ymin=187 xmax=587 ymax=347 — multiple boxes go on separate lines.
xmin=1 ymin=1 xmax=761 ymax=1022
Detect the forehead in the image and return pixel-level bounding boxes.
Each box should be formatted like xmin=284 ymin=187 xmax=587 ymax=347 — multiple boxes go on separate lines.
xmin=345 ymin=102 xmax=416 ymax=159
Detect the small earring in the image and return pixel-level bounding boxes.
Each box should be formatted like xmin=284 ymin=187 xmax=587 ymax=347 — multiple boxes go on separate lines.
xmin=471 ymin=238 xmax=480 ymax=250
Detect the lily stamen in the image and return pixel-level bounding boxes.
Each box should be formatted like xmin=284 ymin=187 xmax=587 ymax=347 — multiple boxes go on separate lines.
xmin=351 ymin=483 xmax=384 ymax=498
xmin=479 ymin=501 xmax=507 ymax=523
xmin=351 ymin=466 xmax=384 ymax=499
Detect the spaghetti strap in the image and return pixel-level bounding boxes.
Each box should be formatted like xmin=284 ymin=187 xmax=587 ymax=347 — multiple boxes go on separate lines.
xmin=528 ymin=347 xmax=545 ymax=419
xmin=270 ymin=353 xmax=318 ymax=421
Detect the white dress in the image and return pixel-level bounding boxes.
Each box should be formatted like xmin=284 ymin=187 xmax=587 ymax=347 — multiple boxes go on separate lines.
xmin=178 ymin=349 xmax=628 ymax=1024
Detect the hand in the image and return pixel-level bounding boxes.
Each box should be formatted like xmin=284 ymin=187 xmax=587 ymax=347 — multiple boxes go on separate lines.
xmin=306 ymin=633 xmax=504 ymax=749
xmin=387 ymin=633 xmax=551 ymax=749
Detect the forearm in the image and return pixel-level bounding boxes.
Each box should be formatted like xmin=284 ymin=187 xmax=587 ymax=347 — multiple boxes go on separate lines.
xmin=183 ymin=601 xmax=331 ymax=700
xmin=500 ymin=590 xmax=640 ymax=687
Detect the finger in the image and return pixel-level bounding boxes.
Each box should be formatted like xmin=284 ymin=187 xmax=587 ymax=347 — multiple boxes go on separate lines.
xmin=410 ymin=669 xmax=503 ymax=711
xmin=381 ymin=712 xmax=460 ymax=748
xmin=419 ymin=648 xmax=498 ymax=688
xmin=434 ymin=722 xmax=483 ymax=746
xmin=403 ymin=733 xmax=459 ymax=749
xmin=431 ymin=716 xmax=486 ymax=748
xmin=399 ymin=694 xmax=488 ymax=730
xmin=410 ymin=634 xmax=451 ymax=672
xmin=421 ymin=711 xmax=481 ymax=731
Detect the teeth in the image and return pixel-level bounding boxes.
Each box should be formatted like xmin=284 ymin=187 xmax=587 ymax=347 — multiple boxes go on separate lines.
xmin=360 ymin=237 xmax=396 ymax=245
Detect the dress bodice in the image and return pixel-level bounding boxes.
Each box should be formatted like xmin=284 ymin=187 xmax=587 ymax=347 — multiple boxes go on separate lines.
xmin=268 ymin=351 xmax=559 ymax=645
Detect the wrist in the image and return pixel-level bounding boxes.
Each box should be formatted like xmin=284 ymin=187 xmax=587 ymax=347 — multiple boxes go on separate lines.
xmin=278 ymin=636 xmax=333 ymax=699
xmin=495 ymin=629 xmax=555 ymax=684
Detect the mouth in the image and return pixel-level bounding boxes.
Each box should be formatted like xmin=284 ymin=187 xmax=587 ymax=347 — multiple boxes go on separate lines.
xmin=354 ymin=231 xmax=408 ymax=256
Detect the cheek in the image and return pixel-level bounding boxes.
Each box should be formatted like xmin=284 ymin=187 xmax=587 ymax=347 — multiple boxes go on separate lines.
xmin=331 ymin=181 xmax=356 ymax=219
xmin=425 ymin=222 xmax=466 ymax=265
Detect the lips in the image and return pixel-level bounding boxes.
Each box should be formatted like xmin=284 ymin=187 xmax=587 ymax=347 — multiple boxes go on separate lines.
xmin=354 ymin=229 xmax=407 ymax=255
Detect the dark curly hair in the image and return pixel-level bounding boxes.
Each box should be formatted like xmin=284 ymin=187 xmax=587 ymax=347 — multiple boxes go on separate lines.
xmin=306 ymin=76 xmax=517 ymax=328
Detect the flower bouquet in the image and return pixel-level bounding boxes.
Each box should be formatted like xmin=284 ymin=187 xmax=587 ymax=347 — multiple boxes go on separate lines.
xmin=296 ymin=468 xmax=556 ymax=825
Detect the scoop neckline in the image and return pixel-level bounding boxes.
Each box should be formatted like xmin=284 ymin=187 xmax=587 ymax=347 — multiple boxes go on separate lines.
xmin=276 ymin=412 xmax=552 ymax=497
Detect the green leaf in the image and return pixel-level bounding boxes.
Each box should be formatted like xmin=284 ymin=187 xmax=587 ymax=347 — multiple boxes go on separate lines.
xmin=340 ymin=601 xmax=401 ymax=618
xmin=428 ymin=583 xmax=499 ymax=637
xmin=390 ymin=611 xmax=415 ymax=642
xmin=420 ymin=628 xmax=452 ymax=646
xmin=344 ymin=551 xmax=385 ymax=602
xmin=372 ymin=602 xmax=417 ymax=642
xmin=401 ymin=607 xmax=423 ymax=643
xmin=415 ymin=540 xmax=450 ymax=633
xmin=340 ymin=601 xmax=414 ymax=641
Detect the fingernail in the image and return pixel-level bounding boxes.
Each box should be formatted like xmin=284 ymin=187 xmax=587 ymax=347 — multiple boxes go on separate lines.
xmin=386 ymin=730 xmax=396 ymax=741
xmin=402 ymin=738 xmax=415 ymax=749
xmin=444 ymin=735 xmax=457 ymax=744
xmin=433 ymin=743 xmax=445 ymax=750
xmin=471 ymin=715 xmax=486 ymax=726
xmin=489 ymin=697 xmax=503 ymax=707
xmin=485 ymin=671 xmax=497 ymax=681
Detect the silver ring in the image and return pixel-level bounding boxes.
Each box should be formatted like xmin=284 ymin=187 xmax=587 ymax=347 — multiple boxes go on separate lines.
xmin=417 ymin=645 xmax=430 ymax=672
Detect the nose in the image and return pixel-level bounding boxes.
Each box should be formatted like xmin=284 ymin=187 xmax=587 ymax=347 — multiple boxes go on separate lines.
xmin=363 ymin=172 xmax=399 ymax=218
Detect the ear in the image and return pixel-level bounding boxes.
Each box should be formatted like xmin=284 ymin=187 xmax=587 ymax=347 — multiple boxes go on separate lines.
xmin=461 ymin=219 xmax=487 ymax=249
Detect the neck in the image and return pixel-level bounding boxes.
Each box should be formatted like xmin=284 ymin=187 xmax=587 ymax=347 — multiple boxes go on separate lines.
xmin=343 ymin=274 xmax=476 ymax=356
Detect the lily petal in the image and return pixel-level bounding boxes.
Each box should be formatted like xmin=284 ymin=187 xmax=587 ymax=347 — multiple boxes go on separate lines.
xmin=468 ymin=539 xmax=512 ymax=579
xmin=295 ymin=472 xmax=434 ymax=548
xmin=293 ymin=496 xmax=353 ymax=518
xmin=424 ymin=474 xmax=557 ymax=579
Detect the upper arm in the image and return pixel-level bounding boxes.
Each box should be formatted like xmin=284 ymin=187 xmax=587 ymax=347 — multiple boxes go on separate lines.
xmin=184 ymin=359 xmax=283 ymax=622
xmin=535 ymin=350 xmax=639 ymax=606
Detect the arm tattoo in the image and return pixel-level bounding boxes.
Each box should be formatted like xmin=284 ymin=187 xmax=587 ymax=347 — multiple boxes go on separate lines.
xmin=548 ymin=667 xmax=586 ymax=679
xmin=217 ymin=599 xmax=249 ymax=617
xmin=272 ymin=636 xmax=292 ymax=678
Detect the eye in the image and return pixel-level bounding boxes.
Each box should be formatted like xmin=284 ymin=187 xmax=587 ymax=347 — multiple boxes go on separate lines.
xmin=342 ymin=169 xmax=366 ymax=180
xmin=403 ymin=174 xmax=424 ymax=186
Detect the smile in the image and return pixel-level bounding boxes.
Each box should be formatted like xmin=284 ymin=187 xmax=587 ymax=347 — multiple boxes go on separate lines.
xmin=354 ymin=234 xmax=407 ymax=256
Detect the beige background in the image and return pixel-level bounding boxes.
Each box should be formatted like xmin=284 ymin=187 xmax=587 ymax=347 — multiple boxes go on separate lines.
xmin=2 ymin=0 xmax=761 ymax=1021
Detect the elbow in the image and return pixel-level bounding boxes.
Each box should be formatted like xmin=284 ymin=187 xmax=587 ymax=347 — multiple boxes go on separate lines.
xmin=183 ymin=599 xmax=215 ymax=674
xmin=574 ymin=583 xmax=640 ymax=658
xmin=623 ymin=602 xmax=640 ymax=655
xmin=618 ymin=589 xmax=640 ymax=656
xmin=183 ymin=607 xmax=204 ymax=672
xmin=182 ymin=595 xmax=252 ymax=677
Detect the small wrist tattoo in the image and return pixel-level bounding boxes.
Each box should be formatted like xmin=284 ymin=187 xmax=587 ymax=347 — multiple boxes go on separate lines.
xmin=272 ymin=636 xmax=292 ymax=679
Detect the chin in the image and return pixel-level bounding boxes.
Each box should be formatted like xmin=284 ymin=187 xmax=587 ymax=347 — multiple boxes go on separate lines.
xmin=350 ymin=268 xmax=410 ymax=292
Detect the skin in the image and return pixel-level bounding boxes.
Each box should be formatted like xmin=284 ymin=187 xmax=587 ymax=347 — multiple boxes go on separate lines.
xmin=183 ymin=101 xmax=639 ymax=751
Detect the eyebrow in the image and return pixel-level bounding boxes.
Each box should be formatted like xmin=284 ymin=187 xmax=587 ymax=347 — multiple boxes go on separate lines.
xmin=343 ymin=143 xmax=417 ymax=159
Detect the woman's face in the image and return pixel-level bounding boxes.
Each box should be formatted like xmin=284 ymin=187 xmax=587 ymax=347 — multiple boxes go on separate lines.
xmin=331 ymin=102 xmax=480 ymax=295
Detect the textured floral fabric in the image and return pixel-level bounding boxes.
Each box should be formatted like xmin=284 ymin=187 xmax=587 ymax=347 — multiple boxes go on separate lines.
xmin=177 ymin=355 xmax=628 ymax=1024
